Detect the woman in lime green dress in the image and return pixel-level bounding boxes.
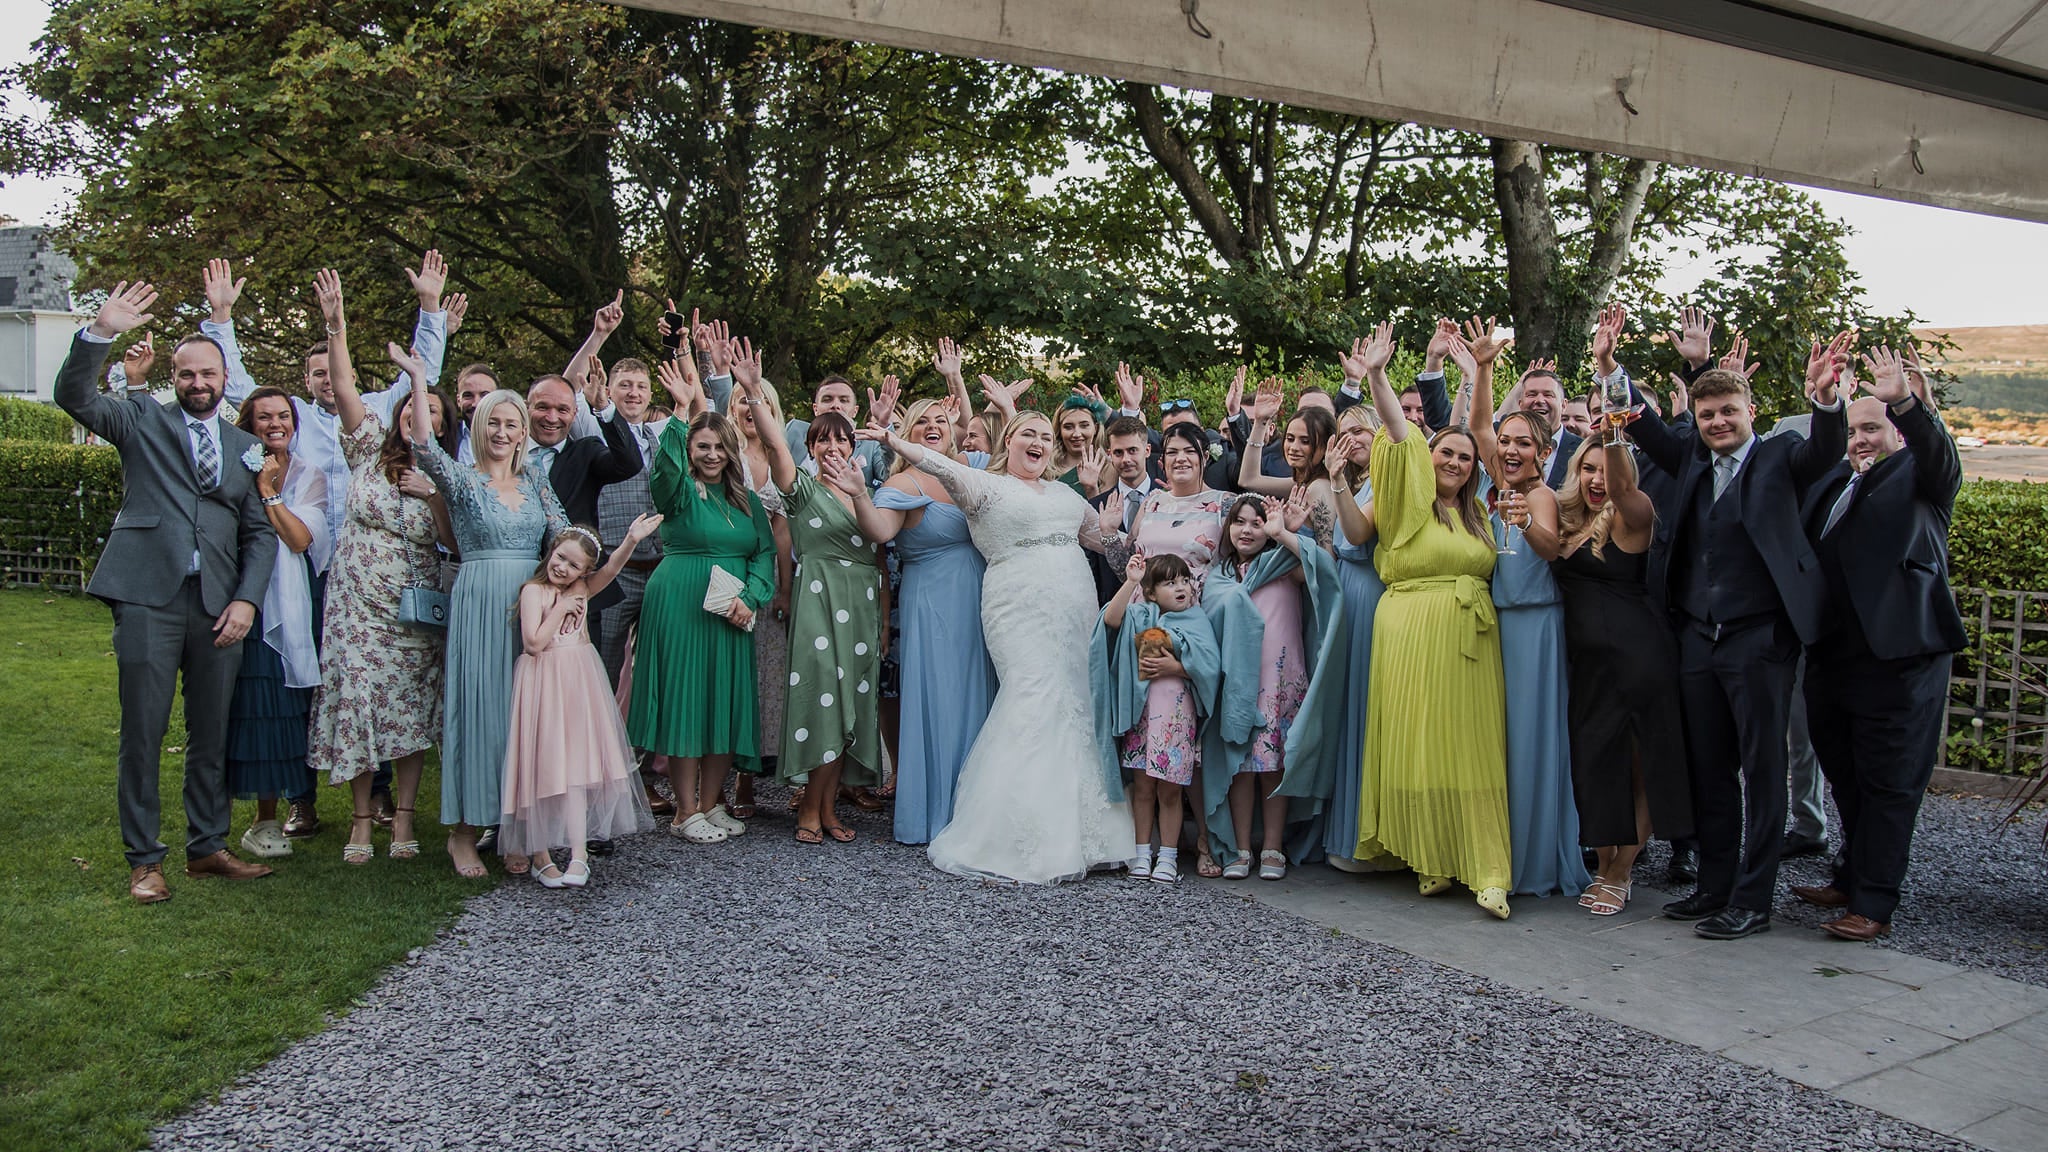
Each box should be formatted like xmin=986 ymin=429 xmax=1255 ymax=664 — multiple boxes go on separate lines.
xmin=629 ymin=403 xmax=776 ymax=844
xmin=1349 ymin=321 xmax=1513 ymax=919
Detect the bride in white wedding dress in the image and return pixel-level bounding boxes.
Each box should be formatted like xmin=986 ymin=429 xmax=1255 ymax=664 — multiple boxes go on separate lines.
xmin=860 ymin=411 xmax=1135 ymax=884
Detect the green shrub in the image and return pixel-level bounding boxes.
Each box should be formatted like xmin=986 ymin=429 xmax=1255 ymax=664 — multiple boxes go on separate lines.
xmin=0 ymin=441 xmax=124 ymax=590
xmin=0 ymin=397 xmax=77 ymax=443
xmin=1950 ymin=479 xmax=2048 ymax=592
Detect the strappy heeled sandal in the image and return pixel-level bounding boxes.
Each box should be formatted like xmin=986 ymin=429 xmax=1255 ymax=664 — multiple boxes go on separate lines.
xmin=387 ymin=806 xmax=419 ymax=860
xmin=342 ymin=811 xmax=375 ymax=865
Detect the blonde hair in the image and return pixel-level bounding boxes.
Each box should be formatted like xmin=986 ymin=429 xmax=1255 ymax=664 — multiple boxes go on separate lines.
xmin=891 ymin=397 xmax=956 ymax=477
xmin=1050 ymin=401 xmax=1103 ymax=477
xmin=472 ymin=389 xmax=532 ymax=474
xmin=1335 ymin=405 xmax=1377 ymax=493
xmin=740 ymin=378 xmax=784 ymax=439
xmin=1556 ymin=432 xmax=1639 ymax=560
xmin=988 ymin=410 xmax=1055 ymax=478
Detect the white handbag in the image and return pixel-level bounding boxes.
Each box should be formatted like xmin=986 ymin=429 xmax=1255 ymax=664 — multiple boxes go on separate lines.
xmin=702 ymin=564 xmax=753 ymax=631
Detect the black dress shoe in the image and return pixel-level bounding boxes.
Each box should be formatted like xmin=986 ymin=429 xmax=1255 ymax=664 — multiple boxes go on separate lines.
xmin=1783 ymin=833 xmax=1828 ymax=858
xmin=1667 ymin=843 xmax=1698 ymax=885
xmin=1695 ymin=907 xmax=1772 ymax=940
xmin=587 ymin=838 xmax=615 ymax=857
xmin=1663 ymin=891 xmax=1726 ymax=921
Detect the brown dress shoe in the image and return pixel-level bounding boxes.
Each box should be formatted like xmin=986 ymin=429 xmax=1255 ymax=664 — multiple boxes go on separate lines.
xmin=283 ymin=799 xmax=321 ymax=839
xmin=186 ymin=848 xmax=275 ymax=881
xmin=1823 ymin=912 xmax=1892 ymax=941
xmin=129 ymin=863 xmax=171 ymax=904
xmin=1791 ymin=884 xmax=1849 ymax=908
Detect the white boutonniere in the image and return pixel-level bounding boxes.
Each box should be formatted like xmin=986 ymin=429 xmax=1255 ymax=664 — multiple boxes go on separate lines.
xmin=1206 ymin=442 xmax=1223 ymax=461
xmin=240 ymin=444 xmax=266 ymax=473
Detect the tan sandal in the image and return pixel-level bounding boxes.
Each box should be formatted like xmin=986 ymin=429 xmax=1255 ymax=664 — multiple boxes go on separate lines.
xmin=387 ymin=806 xmax=419 ymax=860
xmin=342 ymin=811 xmax=374 ymax=865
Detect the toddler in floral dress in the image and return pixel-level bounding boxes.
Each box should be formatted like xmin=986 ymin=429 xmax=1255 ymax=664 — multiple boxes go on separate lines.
xmin=1099 ymin=553 xmax=1219 ymax=885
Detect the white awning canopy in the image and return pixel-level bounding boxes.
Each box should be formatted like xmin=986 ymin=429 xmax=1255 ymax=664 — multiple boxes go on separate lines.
xmin=606 ymin=0 xmax=2048 ymax=222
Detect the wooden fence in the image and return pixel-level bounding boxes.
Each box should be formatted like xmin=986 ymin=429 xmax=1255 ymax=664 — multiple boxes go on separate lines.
xmin=1943 ymin=587 xmax=2048 ymax=776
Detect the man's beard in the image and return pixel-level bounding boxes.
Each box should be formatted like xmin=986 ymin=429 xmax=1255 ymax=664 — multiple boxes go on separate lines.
xmin=177 ymin=390 xmax=219 ymax=416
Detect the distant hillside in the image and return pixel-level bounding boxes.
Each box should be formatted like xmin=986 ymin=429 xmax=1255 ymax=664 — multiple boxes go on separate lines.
xmin=1951 ymin=374 xmax=2048 ymax=414
xmin=1914 ymin=324 xmax=2048 ymax=372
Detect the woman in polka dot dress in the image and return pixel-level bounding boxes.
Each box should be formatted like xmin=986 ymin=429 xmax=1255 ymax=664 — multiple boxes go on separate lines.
xmin=733 ymin=346 xmax=884 ymax=844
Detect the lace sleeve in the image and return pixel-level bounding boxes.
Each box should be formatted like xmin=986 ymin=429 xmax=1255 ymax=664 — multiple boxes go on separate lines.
xmin=914 ymin=451 xmax=999 ymax=519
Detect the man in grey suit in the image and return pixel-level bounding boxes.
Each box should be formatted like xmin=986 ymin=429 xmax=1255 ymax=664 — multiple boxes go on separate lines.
xmin=55 ymin=280 xmax=279 ymax=904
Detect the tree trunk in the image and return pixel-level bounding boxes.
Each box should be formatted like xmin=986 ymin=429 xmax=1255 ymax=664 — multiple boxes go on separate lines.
xmin=1121 ymin=82 xmax=1250 ymax=267
xmin=1489 ymin=137 xmax=1561 ymax=364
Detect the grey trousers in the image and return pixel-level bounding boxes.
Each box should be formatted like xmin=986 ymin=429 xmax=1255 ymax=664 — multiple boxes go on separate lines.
xmin=111 ymin=578 xmax=244 ymax=868
xmin=1787 ymin=654 xmax=1828 ymax=840
xmin=598 ymin=566 xmax=649 ymax=691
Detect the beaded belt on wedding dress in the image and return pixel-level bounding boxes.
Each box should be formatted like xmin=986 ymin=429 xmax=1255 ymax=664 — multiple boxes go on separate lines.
xmin=1012 ymin=532 xmax=1077 ymax=549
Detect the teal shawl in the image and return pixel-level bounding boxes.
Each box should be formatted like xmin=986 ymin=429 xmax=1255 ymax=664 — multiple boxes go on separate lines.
xmin=1198 ymin=535 xmax=1348 ymax=862
xmin=1088 ymin=601 xmax=1222 ymax=803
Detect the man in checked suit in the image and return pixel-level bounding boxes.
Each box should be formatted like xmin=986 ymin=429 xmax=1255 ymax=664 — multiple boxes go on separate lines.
xmin=1627 ymin=328 xmax=1852 ymax=941
xmin=55 ymin=280 xmax=279 ymax=904
xmin=1790 ymin=350 xmax=1965 ymax=941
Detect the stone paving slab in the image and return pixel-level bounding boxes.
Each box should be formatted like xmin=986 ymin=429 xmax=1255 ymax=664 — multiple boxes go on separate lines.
xmin=1249 ymin=866 xmax=2048 ymax=1151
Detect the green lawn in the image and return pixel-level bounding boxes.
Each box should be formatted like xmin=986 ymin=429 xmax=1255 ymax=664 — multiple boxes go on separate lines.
xmin=0 ymin=590 xmax=494 ymax=1152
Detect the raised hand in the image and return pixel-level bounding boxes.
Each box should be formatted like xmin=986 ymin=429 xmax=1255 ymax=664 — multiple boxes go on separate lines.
xmin=932 ymin=337 xmax=963 ymax=383
xmin=1860 ymin=346 xmax=1911 ymax=404
xmin=583 ymin=356 xmax=608 ymax=409
xmin=852 ymin=410 xmax=893 ymax=443
xmin=1260 ymin=495 xmax=1288 ymax=539
xmin=869 ymin=374 xmax=902 ymax=428
xmin=89 ymin=280 xmax=158 ymax=340
xmin=444 ymin=292 xmax=469 ymax=337
xmin=697 ymin=314 xmax=733 ymax=375
xmin=1113 ymin=362 xmax=1144 ymax=412
xmin=818 ymin=453 xmax=866 ymax=496
xmin=1518 ymin=357 xmax=1558 ymax=383
xmin=313 ymin=268 xmax=346 ymax=332
xmin=1804 ymin=330 xmax=1855 ymax=405
xmin=1718 ymin=332 xmax=1760 ymax=379
xmin=627 ymin=512 xmax=665 ymax=543
xmin=405 ymin=249 xmax=448 ymax=311
xmin=1903 ymin=344 xmax=1935 ymax=408
xmin=387 ymin=341 xmax=428 ymax=384
xmin=592 ymin=289 xmax=624 ymax=338
xmin=203 ymin=258 xmax=244 ymax=323
xmin=1071 ymin=381 xmax=1107 ymax=409
xmin=1591 ymin=303 xmax=1628 ymax=374
xmin=728 ymin=336 xmax=763 ymax=395
xmin=1224 ymin=365 xmax=1248 ymax=414
xmin=121 ymin=333 xmax=155 ymax=386
xmin=1325 ymin=431 xmax=1356 ymax=481
xmin=1076 ymin=444 xmax=1108 ymax=490
xmin=1358 ymin=320 xmax=1395 ymax=375
xmin=656 ymin=356 xmax=701 ymax=412
xmin=1670 ymin=305 xmax=1715 ymax=368
xmin=1282 ymin=484 xmax=1313 ymax=534
xmin=1123 ymin=552 xmax=1147 ymax=585
xmin=1461 ymin=314 xmax=1510 ymax=364
xmin=1669 ymin=372 xmax=1690 ymax=415
xmin=1445 ymin=331 xmax=1480 ymax=386
xmin=1425 ymin=317 xmax=1456 ymax=370
xmin=1251 ymin=376 xmax=1284 ymax=425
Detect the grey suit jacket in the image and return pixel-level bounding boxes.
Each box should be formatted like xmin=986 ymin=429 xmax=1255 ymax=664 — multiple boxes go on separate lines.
xmin=55 ymin=333 xmax=276 ymax=616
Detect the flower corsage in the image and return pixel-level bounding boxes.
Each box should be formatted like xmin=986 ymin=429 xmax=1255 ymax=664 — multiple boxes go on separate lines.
xmin=240 ymin=444 xmax=266 ymax=473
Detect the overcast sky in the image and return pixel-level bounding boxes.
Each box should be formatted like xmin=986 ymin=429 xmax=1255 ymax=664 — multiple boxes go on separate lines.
xmin=4 ymin=4 xmax=2044 ymax=329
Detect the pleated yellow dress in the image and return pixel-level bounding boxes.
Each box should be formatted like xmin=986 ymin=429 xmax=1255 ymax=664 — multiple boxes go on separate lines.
xmin=1355 ymin=429 xmax=1511 ymax=891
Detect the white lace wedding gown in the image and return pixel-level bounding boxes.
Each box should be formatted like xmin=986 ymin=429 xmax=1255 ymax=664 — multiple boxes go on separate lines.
xmin=915 ymin=453 xmax=1135 ymax=884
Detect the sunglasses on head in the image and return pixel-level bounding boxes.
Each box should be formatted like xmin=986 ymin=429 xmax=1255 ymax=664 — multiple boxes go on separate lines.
xmin=1158 ymin=398 xmax=1196 ymax=414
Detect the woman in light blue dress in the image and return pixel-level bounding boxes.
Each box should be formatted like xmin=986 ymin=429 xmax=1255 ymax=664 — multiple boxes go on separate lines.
xmin=1457 ymin=329 xmax=1590 ymax=900
xmin=406 ymin=368 xmax=567 ymax=879
xmin=848 ymin=398 xmax=996 ymax=843
xmin=1323 ymin=407 xmax=1383 ymax=869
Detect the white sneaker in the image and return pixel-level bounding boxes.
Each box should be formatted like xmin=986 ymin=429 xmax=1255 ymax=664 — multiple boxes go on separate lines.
xmin=240 ymin=820 xmax=293 ymax=859
xmin=681 ymin=812 xmax=729 ymax=844
xmin=705 ymin=804 xmax=747 ymax=836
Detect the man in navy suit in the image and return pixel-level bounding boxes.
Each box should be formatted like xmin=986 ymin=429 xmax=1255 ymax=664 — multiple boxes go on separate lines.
xmin=1627 ymin=319 xmax=1852 ymax=941
xmin=1790 ymin=351 xmax=1964 ymax=941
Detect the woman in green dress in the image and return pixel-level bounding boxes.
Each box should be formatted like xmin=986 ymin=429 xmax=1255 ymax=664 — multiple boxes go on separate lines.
xmin=628 ymin=378 xmax=777 ymax=846
xmin=1349 ymin=321 xmax=1513 ymax=920
xmin=731 ymin=343 xmax=884 ymax=844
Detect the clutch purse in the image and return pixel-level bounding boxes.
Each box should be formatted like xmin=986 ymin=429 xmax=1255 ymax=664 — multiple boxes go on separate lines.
xmin=398 ymin=586 xmax=450 ymax=631
xmin=702 ymin=564 xmax=753 ymax=632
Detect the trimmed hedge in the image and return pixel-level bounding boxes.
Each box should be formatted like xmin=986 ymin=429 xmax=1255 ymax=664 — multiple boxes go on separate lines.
xmin=0 ymin=397 xmax=77 ymax=443
xmin=0 ymin=440 xmax=124 ymax=590
xmin=1950 ymin=479 xmax=2048 ymax=593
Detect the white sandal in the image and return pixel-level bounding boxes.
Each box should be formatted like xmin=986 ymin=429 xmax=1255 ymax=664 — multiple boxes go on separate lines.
xmin=1127 ymin=850 xmax=1155 ymax=881
xmin=1222 ymin=851 xmax=1253 ymax=880
xmin=1258 ymin=850 xmax=1288 ymax=881
xmin=1151 ymin=856 xmax=1181 ymax=884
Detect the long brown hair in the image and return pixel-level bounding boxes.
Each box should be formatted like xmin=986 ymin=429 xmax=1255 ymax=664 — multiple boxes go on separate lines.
xmin=1427 ymin=426 xmax=1491 ymax=540
xmin=690 ymin=410 xmax=753 ymax=511
xmin=382 ymin=389 xmax=456 ymax=486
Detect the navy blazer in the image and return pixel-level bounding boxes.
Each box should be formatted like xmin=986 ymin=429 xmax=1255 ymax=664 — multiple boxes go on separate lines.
xmin=1630 ymin=397 xmax=1848 ymax=645
xmin=1799 ymin=397 xmax=1966 ymax=662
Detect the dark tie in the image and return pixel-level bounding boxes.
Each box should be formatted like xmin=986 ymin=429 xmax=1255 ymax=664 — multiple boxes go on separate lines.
xmin=190 ymin=419 xmax=219 ymax=490
xmin=1821 ymin=471 xmax=1862 ymax=536
xmin=1123 ymin=488 xmax=1143 ymax=531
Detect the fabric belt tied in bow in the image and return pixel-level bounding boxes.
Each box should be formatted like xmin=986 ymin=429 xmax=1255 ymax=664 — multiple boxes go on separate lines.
xmin=1387 ymin=574 xmax=1496 ymax=660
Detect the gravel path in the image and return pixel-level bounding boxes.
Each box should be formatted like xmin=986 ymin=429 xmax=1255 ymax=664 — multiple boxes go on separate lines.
xmin=157 ymin=792 xmax=1966 ymax=1151
xmin=1627 ymin=788 xmax=2048 ymax=989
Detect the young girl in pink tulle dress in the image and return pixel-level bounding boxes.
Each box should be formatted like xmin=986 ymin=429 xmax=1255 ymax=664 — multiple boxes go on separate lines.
xmin=503 ymin=518 xmax=663 ymax=887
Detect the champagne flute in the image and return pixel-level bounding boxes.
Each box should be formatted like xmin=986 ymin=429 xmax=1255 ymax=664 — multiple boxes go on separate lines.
xmin=1603 ymin=371 xmax=1634 ymax=439
xmin=1487 ymin=488 xmax=1521 ymax=556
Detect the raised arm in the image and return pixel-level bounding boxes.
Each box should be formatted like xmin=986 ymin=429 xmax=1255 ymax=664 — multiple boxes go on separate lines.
xmin=1790 ymin=331 xmax=1852 ymax=487
xmin=1356 ymin=320 xmax=1405 ymax=443
xmin=729 ymin=337 xmax=797 ymax=492
xmin=1601 ymin=436 xmax=1656 ymax=549
xmin=582 ymin=513 xmax=664 ymax=599
xmin=200 ymin=258 xmax=255 ymax=406
xmin=934 ymin=338 xmax=973 ymax=437
xmin=1452 ymin=332 xmax=1503 ymax=489
xmin=564 ymin=289 xmax=623 ymax=391
xmin=365 ymin=251 xmax=449 ymax=420
xmin=1863 ymin=345 xmax=1960 ymax=510
xmin=256 ymin=456 xmax=315 ymax=555
xmin=1102 ymin=554 xmax=1146 ymax=631
xmin=1416 ymin=317 xmax=1457 ymax=431
xmin=55 ymin=281 xmax=156 ymax=442
xmin=314 ymin=270 xmax=367 ymax=435
xmin=1236 ymin=376 xmax=1293 ymax=497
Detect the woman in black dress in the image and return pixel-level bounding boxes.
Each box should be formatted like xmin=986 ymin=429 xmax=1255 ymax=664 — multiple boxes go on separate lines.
xmin=1551 ymin=432 xmax=1692 ymax=915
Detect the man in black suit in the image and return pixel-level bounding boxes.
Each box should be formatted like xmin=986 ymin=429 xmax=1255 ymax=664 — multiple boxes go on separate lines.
xmin=1628 ymin=323 xmax=1852 ymax=941
xmin=525 ymin=375 xmax=642 ymax=528
xmin=55 ymin=281 xmax=280 ymax=903
xmin=1790 ymin=352 xmax=1964 ymax=941
xmin=1090 ymin=416 xmax=1155 ymax=604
